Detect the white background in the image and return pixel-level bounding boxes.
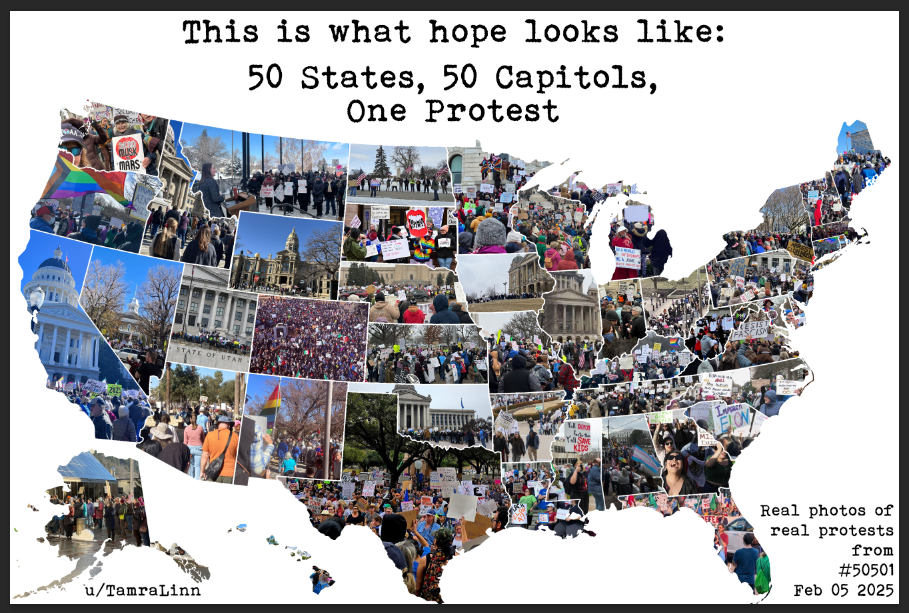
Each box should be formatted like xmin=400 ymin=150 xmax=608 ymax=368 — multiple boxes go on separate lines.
xmin=10 ymin=11 xmax=899 ymax=604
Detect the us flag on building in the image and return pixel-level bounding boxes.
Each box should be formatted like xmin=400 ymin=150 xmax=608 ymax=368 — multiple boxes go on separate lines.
xmin=357 ymin=172 xmax=366 ymax=183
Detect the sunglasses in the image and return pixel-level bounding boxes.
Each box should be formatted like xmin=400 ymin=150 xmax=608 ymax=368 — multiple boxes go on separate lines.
xmin=665 ymin=454 xmax=683 ymax=463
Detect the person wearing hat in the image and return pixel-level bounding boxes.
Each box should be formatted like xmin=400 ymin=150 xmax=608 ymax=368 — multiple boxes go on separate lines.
xmin=30 ymin=205 xmax=56 ymax=233
xmin=200 ymin=415 xmax=239 ymax=483
xmin=59 ymin=118 xmax=88 ymax=168
xmin=110 ymin=114 xmax=159 ymax=176
xmin=471 ymin=217 xmax=507 ymax=254
xmin=610 ymin=226 xmax=636 ymax=280
xmin=67 ymin=214 xmax=104 ymax=245
xmin=90 ymin=397 xmax=112 ymax=440
xmin=369 ymin=291 xmax=400 ymax=322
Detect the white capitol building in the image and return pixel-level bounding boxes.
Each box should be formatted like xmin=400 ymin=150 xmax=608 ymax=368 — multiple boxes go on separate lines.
xmin=24 ymin=245 xmax=102 ymax=384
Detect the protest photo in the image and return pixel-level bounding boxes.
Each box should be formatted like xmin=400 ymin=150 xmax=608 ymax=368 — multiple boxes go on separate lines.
xmin=342 ymin=204 xmax=458 ymax=271
xmin=141 ymin=365 xmax=246 ymax=481
xmin=501 ymin=462 xmax=557 ymax=505
xmin=831 ymin=126 xmax=889 ymax=219
xmin=455 ymin=188 xmax=594 ymax=269
xmin=459 ymin=253 xmax=553 ymax=313
xmin=140 ymin=196 xmax=239 ymax=270
xmin=80 ymin=247 xmax=182 ymax=394
xmin=22 ymin=230 xmax=142 ymax=400
xmin=798 ymin=176 xmax=846 ymax=228
xmin=347 ymin=144 xmax=453 ymax=206
xmin=44 ymin=451 xmax=160 ymax=554
xmin=707 ymin=251 xmax=800 ymax=308
xmin=348 ymin=382 xmax=493 ymax=447
xmin=602 ymin=201 xmax=676 ymax=280
xmin=592 ymin=377 xmax=700 ymax=417
xmin=446 ymin=145 xmax=550 ymax=204
xmin=635 ymin=269 xmax=711 ymax=345
xmin=687 ymin=308 xmax=801 ymax=373
xmin=546 ymin=173 xmax=639 ymax=206
xmin=473 ymin=311 xmax=583 ymax=397
xmin=551 ymin=418 xmax=602 ymax=514
xmin=38 ymin=129 xmax=165 ymax=251
xmin=366 ymin=323 xmax=488 ymax=385
xmin=339 ymin=262 xmax=461 ymax=319
xmin=229 ymin=211 xmax=341 ymax=299
xmin=249 ymin=296 xmax=368 ymax=381
xmin=164 ymin=264 xmax=256 ymax=370
xmin=175 ymin=121 xmax=350 ymax=220
xmin=599 ymin=414 xmax=665 ymax=501
xmin=490 ymin=392 xmax=564 ymax=463
xmin=238 ymin=375 xmax=347 ymax=481
xmin=714 ymin=185 xmax=813 ymax=264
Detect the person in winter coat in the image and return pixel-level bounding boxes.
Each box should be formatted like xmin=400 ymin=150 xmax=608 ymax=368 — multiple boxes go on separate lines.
xmin=449 ymin=302 xmax=473 ymax=324
xmin=851 ymin=164 xmax=863 ymax=195
xmin=116 ymin=222 xmax=145 ymax=253
xmin=402 ymin=303 xmax=425 ymax=324
xmin=556 ymin=249 xmax=579 ymax=270
xmin=103 ymin=500 xmax=117 ymax=540
xmin=180 ymin=226 xmax=219 ymax=266
xmin=210 ymin=226 xmax=225 ymax=263
xmin=429 ymin=294 xmax=460 ymax=324
xmin=458 ymin=230 xmax=474 ymax=254
xmin=312 ymin=176 xmax=326 ymax=217
xmin=471 ymin=218 xmax=507 ymax=254
xmin=610 ymin=227 xmax=636 ymax=280
xmin=543 ymin=242 xmax=562 ymax=270
xmin=67 ymin=215 xmax=104 ymax=245
xmin=343 ymin=228 xmax=368 ymax=261
xmin=369 ymin=293 xmax=401 ymax=322
xmin=110 ymin=114 xmax=159 ymax=176
xmin=760 ymin=389 xmax=782 ymax=417
xmin=493 ymin=432 xmax=508 ymax=462
xmin=62 ymin=118 xmax=111 ymax=172
xmin=30 ymin=206 xmax=57 ymax=233
xmin=588 ymin=458 xmax=605 ymax=511
xmin=643 ymin=229 xmax=673 ymax=276
xmin=498 ymin=354 xmax=542 ymax=393
xmin=199 ymin=162 xmax=227 ymax=218
xmin=150 ymin=218 xmax=180 ymax=260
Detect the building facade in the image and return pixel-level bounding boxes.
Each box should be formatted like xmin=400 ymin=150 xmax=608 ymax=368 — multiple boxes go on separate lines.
xmin=508 ymin=254 xmax=554 ymax=295
xmin=541 ymin=271 xmax=601 ymax=343
xmin=340 ymin=263 xmax=441 ymax=287
xmin=157 ymin=122 xmax=201 ymax=216
xmin=230 ymin=228 xmax=333 ymax=297
xmin=24 ymin=246 xmax=102 ymax=384
xmin=446 ymin=142 xmax=551 ymax=190
xmin=175 ymin=267 xmax=257 ymax=341
xmin=392 ymin=384 xmax=475 ymax=430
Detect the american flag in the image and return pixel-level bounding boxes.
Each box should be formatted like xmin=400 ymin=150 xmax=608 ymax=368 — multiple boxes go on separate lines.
xmin=405 ymin=166 xmax=414 ymax=173
xmin=357 ymin=172 xmax=366 ymax=183
xmin=435 ymin=167 xmax=448 ymax=178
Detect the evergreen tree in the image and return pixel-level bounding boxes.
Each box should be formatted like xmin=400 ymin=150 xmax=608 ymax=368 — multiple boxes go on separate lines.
xmin=348 ymin=262 xmax=362 ymax=286
xmin=446 ymin=271 xmax=456 ymax=286
xmin=436 ymin=273 xmax=443 ymax=286
xmin=373 ymin=145 xmax=391 ymax=179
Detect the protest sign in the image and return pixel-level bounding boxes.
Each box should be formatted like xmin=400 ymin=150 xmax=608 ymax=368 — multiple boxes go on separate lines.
xmin=776 ymin=380 xmax=801 ymax=396
xmin=260 ymin=184 xmax=274 ymax=198
xmin=479 ymin=183 xmax=494 ymax=193
xmin=623 ymin=205 xmax=649 ymax=223
xmin=702 ymin=373 xmax=733 ymax=397
xmin=464 ymin=513 xmax=493 ymax=539
xmin=563 ymin=421 xmax=592 ymax=453
xmin=130 ymin=182 xmax=155 ymax=220
xmin=361 ymin=481 xmax=376 ymax=497
xmin=406 ymin=209 xmax=428 ymax=238
xmin=83 ymin=379 xmax=106 ymax=394
xmin=614 ymin=247 xmax=642 ymax=269
xmin=555 ymin=507 xmax=570 ymax=520
xmin=464 ymin=185 xmax=478 ymax=199
xmin=476 ymin=499 xmax=498 ymax=518
xmin=648 ymin=411 xmax=674 ymax=424
xmin=452 ymin=184 xmax=462 ymax=194
xmin=106 ymin=383 xmax=123 ymax=396
xmin=510 ymin=504 xmax=528 ymax=525
xmin=109 ymin=217 xmax=125 ymax=229
xmin=677 ymin=352 xmax=691 ymax=367
xmin=379 ymin=239 xmax=410 ymax=260
xmin=722 ymin=316 xmax=735 ymax=330
xmin=341 ymin=482 xmax=356 ymax=499
xmin=372 ymin=205 xmax=390 ymax=220
xmin=400 ymin=500 xmax=414 ymax=512
xmin=741 ymin=289 xmax=756 ymax=302
xmin=712 ymin=403 xmax=751 ymax=435
xmin=750 ymin=410 xmax=770 ymax=435
xmin=728 ymin=319 xmax=770 ymax=341
xmin=787 ymin=240 xmax=814 ymax=262
xmin=698 ymin=428 xmax=719 ymax=447
xmin=499 ymin=192 xmax=513 ymax=204
xmin=494 ymin=411 xmax=519 ymax=435
xmin=447 ymin=493 xmax=478 ymax=522
xmin=112 ymin=133 xmax=146 ymax=173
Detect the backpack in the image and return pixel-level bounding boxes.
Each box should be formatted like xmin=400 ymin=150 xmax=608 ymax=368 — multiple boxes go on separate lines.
xmin=544 ymin=255 xmax=553 ymax=269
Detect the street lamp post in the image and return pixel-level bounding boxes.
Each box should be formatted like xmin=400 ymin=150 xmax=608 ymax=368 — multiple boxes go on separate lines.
xmin=29 ymin=287 xmax=45 ymax=334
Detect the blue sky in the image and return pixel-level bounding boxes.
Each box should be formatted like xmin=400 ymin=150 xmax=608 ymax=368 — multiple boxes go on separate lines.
xmin=235 ymin=211 xmax=342 ymax=257
xmin=836 ymin=120 xmax=867 ymax=154
xmin=88 ymin=246 xmax=183 ymax=310
xmin=244 ymin=373 xmax=283 ymax=412
xmin=348 ymin=144 xmax=448 ymax=174
xmin=20 ymin=230 xmax=93 ymax=295
xmin=178 ymin=121 xmax=349 ymax=173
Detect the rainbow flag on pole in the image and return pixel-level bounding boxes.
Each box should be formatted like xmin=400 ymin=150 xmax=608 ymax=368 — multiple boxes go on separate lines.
xmin=43 ymin=152 xmax=129 ymax=204
xmin=259 ymin=382 xmax=281 ymax=434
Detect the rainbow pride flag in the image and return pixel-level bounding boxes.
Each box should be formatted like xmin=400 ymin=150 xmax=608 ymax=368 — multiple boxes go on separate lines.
xmin=668 ymin=338 xmax=681 ymax=349
xmin=43 ymin=152 xmax=128 ymax=205
xmin=259 ymin=382 xmax=281 ymax=434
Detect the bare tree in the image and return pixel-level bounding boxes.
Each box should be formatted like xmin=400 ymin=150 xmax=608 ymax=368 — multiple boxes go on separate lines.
xmin=81 ymin=258 xmax=129 ymax=336
xmin=369 ymin=324 xmax=409 ymax=347
xmin=391 ymin=146 xmax=421 ymax=175
xmin=422 ymin=325 xmax=445 ymax=347
xmin=184 ymin=128 xmax=228 ymax=173
xmin=502 ymin=311 xmax=551 ymax=346
xmin=303 ymin=226 xmax=342 ymax=278
xmin=136 ymin=264 xmax=181 ymax=348
xmin=760 ymin=185 xmax=807 ymax=233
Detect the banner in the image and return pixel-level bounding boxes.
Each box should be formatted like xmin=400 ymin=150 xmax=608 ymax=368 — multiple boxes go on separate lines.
xmin=728 ymin=319 xmax=770 ymax=341
xmin=787 ymin=240 xmax=814 ymax=262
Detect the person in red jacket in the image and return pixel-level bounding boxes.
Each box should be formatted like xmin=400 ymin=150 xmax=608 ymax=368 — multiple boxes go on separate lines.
xmin=402 ymin=303 xmax=426 ymax=324
xmin=556 ymin=249 xmax=579 ymax=270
